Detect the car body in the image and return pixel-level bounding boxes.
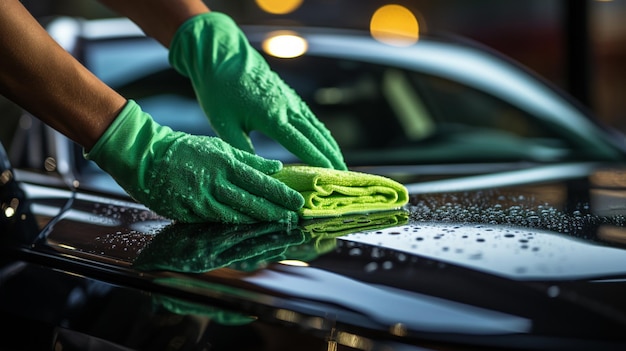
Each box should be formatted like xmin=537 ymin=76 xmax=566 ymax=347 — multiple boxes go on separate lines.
xmin=3 ymin=16 xmax=626 ymax=351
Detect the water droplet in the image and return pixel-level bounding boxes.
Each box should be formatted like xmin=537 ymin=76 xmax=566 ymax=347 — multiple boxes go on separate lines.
xmin=364 ymin=262 xmax=378 ymax=272
xmin=547 ymin=285 xmax=560 ymax=297
xmin=468 ymin=253 xmax=483 ymax=260
xmin=349 ymin=248 xmax=362 ymax=256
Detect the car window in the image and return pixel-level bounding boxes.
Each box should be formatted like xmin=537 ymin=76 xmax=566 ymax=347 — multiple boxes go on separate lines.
xmin=265 ymin=54 xmax=570 ymax=164
xmin=412 ymin=73 xmax=560 ymax=140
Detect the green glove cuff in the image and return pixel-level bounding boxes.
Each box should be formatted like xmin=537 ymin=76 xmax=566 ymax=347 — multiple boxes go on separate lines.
xmin=85 ymin=100 xmax=170 ymax=192
xmin=85 ymin=100 xmax=189 ymax=221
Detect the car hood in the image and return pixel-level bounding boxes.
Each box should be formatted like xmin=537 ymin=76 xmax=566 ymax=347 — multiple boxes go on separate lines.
xmin=5 ymin=162 xmax=626 ymax=349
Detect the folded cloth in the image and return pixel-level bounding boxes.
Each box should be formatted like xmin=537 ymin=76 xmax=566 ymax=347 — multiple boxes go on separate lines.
xmin=271 ymin=165 xmax=409 ymax=218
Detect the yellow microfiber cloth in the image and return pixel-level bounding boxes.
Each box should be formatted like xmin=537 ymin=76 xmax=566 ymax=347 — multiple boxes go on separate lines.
xmin=271 ymin=165 xmax=409 ymax=218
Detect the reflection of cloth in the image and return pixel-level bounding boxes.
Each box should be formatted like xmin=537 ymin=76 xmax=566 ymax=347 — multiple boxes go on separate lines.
xmin=132 ymin=222 xmax=305 ymax=273
xmin=272 ymin=165 xmax=409 ymax=218
xmin=288 ymin=210 xmax=410 ymax=261
xmin=302 ymin=210 xmax=409 ymax=238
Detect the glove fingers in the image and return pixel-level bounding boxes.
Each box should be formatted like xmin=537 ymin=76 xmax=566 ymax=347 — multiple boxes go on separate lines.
xmin=229 ymin=162 xmax=304 ymax=211
xmin=205 ymin=198 xmax=257 ymax=224
xmin=265 ymin=120 xmax=342 ymax=170
xmin=214 ymin=121 xmax=256 ymax=154
xmin=293 ymin=113 xmax=347 ymax=170
xmin=302 ymin=109 xmax=343 ymax=154
xmin=230 ymin=146 xmax=283 ymax=175
xmin=214 ymin=183 xmax=299 ymax=223
xmin=255 ymin=103 xmax=346 ymax=170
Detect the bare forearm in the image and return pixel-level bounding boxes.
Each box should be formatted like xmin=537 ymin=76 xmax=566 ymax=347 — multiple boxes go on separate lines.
xmin=0 ymin=0 xmax=126 ymax=150
xmin=98 ymin=0 xmax=210 ymax=47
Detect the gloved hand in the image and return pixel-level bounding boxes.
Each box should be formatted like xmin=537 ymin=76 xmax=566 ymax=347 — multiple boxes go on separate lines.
xmin=85 ymin=100 xmax=304 ymax=224
xmin=168 ymin=12 xmax=347 ymax=171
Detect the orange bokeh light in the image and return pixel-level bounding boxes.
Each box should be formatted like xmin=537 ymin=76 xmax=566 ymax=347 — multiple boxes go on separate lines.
xmin=255 ymin=0 xmax=303 ymax=15
xmin=370 ymin=4 xmax=419 ymax=46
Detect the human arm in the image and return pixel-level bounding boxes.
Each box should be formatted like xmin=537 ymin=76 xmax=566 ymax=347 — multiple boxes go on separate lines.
xmin=96 ymin=0 xmax=209 ymax=48
xmin=0 ymin=0 xmax=125 ymax=150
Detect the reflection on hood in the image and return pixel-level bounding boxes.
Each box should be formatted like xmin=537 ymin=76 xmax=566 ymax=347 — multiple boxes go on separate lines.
xmin=289 ymin=210 xmax=410 ymax=261
xmin=133 ymin=210 xmax=409 ymax=273
xmin=153 ymin=292 xmax=256 ymax=326
xmin=136 ymin=210 xmax=409 ymax=326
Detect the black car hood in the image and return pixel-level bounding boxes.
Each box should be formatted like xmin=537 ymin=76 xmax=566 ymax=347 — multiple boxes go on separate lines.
xmin=5 ymin=162 xmax=626 ymax=350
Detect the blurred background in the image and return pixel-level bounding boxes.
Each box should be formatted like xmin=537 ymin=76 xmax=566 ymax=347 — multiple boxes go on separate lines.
xmin=17 ymin=0 xmax=626 ymax=134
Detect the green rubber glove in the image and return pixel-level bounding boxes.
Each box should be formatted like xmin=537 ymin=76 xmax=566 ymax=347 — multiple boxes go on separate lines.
xmin=85 ymin=100 xmax=304 ymax=224
xmin=168 ymin=12 xmax=347 ymax=171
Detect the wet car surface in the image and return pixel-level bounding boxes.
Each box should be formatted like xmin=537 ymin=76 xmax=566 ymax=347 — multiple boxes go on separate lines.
xmin=4 ymin=148 xmax=626 ymax=350
xmin=4 ymin=16 xmax=626 ymax=351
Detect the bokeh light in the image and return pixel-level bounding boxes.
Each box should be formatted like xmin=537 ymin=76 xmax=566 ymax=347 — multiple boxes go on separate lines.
xmin=370 ymin=4 xmax=419 ymax=46
xmin=262 ymin=31 xmax=308 ymax=58
xmin=255 ymin=0 xmax=303 ymax=14
xmin=4 ymin=206 xmax=15 ymax=218
xmin=279 ymin=260 xmax=310 ymax=267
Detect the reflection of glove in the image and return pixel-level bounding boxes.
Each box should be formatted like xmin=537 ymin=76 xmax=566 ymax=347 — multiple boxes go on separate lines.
xmin=133 ymin=221 xmax=305 ymax=272
xmin=85 ymin=100 xmax=303 ymax=224
xmin=169 ymin=12 xmax=346 ymax=170
xmin=154 ymin=293 xmax=255 ymax=326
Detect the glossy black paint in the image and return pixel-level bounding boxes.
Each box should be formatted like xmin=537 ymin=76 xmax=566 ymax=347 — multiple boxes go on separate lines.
xmin=4 ymin=155 xmax=626 ymax=350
